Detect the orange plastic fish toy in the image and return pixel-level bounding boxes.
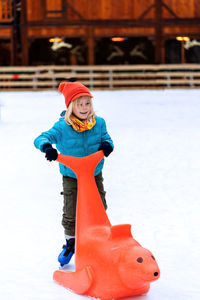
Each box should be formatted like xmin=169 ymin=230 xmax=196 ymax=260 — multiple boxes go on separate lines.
xmin=53 ymin=151 xmax=160 ymax=300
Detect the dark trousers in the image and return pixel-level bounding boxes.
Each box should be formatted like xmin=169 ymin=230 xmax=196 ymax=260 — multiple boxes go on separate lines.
xmin=61 ymin=172 xmax=107 ymax=236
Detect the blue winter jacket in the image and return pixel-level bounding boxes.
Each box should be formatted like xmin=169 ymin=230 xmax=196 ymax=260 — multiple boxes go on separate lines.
xmin=34 ymin=115 xmax=114 ymax=178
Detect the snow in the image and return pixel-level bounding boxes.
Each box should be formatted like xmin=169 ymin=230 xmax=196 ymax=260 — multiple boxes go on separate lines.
xmin=0 ymin=89 xmax=200 ymax=300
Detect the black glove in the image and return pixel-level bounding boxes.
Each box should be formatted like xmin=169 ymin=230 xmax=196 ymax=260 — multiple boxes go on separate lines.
xmin=43 ymin=143 xmax=58 ymax=161
xmin=98 ymin=141 xmax=113 ymax=157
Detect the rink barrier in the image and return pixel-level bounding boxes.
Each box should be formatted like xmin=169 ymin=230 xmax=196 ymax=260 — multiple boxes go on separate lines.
xmin=0 ymin=64 xmax=200 ymax=90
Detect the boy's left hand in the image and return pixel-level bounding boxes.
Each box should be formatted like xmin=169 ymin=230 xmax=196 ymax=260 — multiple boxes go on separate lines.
xmin=99 ymin=141 xmax=113 ymax=157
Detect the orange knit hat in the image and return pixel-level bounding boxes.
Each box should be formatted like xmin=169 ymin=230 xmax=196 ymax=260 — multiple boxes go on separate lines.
xmin=59 ymin=81 xmax=93 ymax=108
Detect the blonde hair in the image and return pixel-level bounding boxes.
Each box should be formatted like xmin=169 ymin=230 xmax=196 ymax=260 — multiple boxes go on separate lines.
xmin=65 ymin=96 xmax=95 ymax=125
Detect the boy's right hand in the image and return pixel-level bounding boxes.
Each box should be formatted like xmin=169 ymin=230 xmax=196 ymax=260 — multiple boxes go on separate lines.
xmin=43 ymin=143 xmax=58 ymax=161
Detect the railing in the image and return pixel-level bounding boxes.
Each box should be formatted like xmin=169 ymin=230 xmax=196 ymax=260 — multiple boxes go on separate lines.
xmin=0 ymin=0 xmax=12 ymax=22
xmin=1 ymin=64 xmax=200 ymax=90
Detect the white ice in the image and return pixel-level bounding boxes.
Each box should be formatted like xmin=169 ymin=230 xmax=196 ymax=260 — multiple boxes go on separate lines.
xmin=0 ymin=89 xmax=200 ymax=300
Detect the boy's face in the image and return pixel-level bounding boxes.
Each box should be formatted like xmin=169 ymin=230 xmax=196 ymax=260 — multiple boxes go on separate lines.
xmin=72 ymin=96 xmax=91 ymax=120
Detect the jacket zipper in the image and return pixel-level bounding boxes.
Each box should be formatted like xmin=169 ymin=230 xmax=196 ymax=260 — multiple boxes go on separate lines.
xmin=83 ymin=131 xmax=87 ymax=155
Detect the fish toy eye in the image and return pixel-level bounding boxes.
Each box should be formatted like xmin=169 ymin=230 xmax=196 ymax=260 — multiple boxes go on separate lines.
xmin=137 ymin=257 xmax=143 ymax=263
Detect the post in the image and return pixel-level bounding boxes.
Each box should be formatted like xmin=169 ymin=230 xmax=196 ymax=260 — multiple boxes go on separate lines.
xmin=20 ymin=0 xmax=29 ymax=65
xmin=11 ymin=0 xmax=18 ymax=65
xmin=181 ymin=40 xmax=185 ymax=64
xmin=87 ymin=27 xmax=95 ymax=65
xmin=176 ymin=37 xmax=188 ymax=64
xmin=155 ymin=0 xmax=163 ymax=64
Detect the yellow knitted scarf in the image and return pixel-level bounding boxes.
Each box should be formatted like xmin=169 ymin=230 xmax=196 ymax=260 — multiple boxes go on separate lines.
xmin=70 ymin=115 xmax=96 ymax=132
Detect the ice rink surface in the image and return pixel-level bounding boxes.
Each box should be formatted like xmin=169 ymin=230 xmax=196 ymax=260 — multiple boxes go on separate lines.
xmin=0 ymin=89 xmax=199 ymax=300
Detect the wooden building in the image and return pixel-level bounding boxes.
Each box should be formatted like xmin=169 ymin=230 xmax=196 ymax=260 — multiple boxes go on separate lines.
xmin=0 ymin=0 xmax=200 ymax=66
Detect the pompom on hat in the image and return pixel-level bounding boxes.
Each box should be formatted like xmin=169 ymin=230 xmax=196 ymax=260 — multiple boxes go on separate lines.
xmin=59 ymin=81 xmax=93 ymax=108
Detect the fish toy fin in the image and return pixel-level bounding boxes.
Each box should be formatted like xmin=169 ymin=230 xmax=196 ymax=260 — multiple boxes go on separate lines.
xmin=109 ymin=224 xmax=132 ymax=239
xmin=53 ymin=266 xmax=93 ymax=295
xmin=57 ymin=151 xmax=111 ymax=242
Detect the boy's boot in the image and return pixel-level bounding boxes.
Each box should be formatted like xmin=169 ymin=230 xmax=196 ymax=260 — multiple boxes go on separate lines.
xmin=58 ymin=238 xmax=75 ymax=266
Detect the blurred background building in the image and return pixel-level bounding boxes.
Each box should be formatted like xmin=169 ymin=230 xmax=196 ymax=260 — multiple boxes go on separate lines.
xmin=0 ymin=0 xmax=200 ymax=66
